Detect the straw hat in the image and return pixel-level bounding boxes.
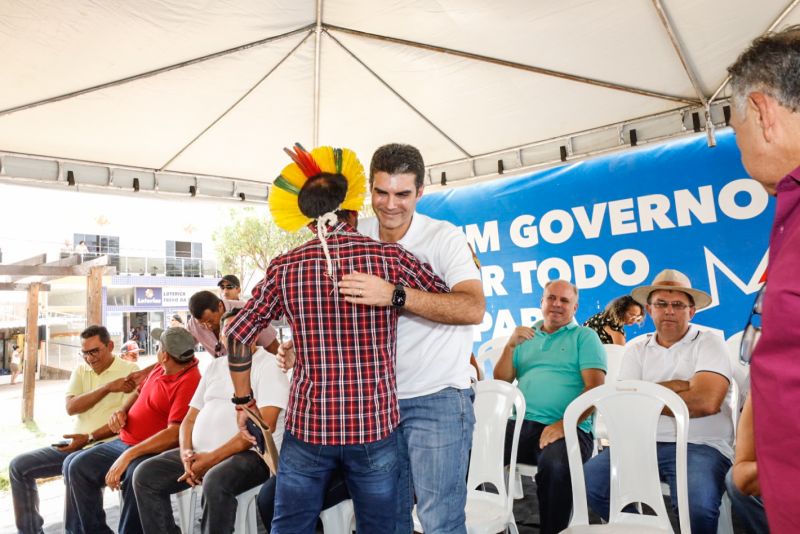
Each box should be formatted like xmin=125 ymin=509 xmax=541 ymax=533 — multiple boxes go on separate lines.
xmin=631 ymin=269 xmax=712 ymax=310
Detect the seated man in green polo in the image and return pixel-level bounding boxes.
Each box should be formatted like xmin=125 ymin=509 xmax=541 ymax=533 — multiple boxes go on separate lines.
xmin=493 ymin=279 xmax=606 ymax=534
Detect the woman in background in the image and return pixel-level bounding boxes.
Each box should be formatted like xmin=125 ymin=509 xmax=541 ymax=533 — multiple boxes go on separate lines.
xmin=583 ymin=295 xmax=643 ymax=345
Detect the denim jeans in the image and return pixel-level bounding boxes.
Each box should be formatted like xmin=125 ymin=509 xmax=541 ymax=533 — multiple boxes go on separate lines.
xmin=133 ymin=447 xmax=269 ymax=534
xmin=64 ymin=438 xmax=154 ymax=534
xmin=257 ymin=468 xmax=350 ymax=529
xmin=585 ymin=442 xmax=732 ymax=534
xmin=395 ymin=387 xmax=475 ymax=534
xmin=272 ymin=431 xmax=398 ymax=534
xmin=503 ymin=419 xmax=594 ymax=534
xmin=724 ymin=468 xmax=768 ymax=534
xmin=9 ymin=445 xmax=84 ymax=534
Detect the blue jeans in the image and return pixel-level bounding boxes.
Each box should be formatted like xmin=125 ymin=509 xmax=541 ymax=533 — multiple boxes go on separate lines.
xmin=724 ymin=468 xmax=768 ymax=534
xmin=585 ymin=442 xmax=731 ymax=534
xmin=258 ymin=468 xmax=350 ymax=529
xmin=9 ymin=445 xmax=83 ymax=534
xmin=64 ymin=438 xmax=154 ymax=534
xmin=395 ymin=387 xmax=475 ymax=534
xmin=272 ymin=431 xmax=398 ymax=533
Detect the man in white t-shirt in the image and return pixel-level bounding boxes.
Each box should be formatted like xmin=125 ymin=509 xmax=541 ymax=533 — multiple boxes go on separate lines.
xmin=133 ymin=310 xmax=289 ymax=534
xmin=584 ymin=269 xmax=733 ymax=533
xmin=337 ymin=143 xmax=485 ymax=533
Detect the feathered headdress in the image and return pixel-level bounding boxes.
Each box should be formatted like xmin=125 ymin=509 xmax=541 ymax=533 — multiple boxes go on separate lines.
xmin=269 ymin=143 xmax=366 ymax=232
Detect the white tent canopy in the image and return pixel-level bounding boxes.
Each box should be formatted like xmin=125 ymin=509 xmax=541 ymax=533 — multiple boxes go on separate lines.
xmin=1 ymin=0 xmax=798 ymax=201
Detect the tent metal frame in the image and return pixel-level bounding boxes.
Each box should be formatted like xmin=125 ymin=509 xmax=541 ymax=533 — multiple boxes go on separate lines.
xmin=0 ymin=0 xmax=797 ymax=197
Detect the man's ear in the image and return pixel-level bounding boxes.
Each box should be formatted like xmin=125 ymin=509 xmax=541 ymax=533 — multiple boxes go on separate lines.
xmin=750 ymin=92 xmax=778 ymax=143
xmin=416 ymin=185 xmax=425 ymax=199
xmin=108 ymin=341 xmax=114 ymax=352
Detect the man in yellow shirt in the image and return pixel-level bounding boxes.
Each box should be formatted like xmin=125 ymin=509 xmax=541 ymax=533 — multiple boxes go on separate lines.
xmin=9 ymin=325 xmax=140 ymax=534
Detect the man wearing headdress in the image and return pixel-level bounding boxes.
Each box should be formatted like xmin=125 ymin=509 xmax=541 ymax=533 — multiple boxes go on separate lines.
xmin=225 ymin=144 xmax=449 ymax=533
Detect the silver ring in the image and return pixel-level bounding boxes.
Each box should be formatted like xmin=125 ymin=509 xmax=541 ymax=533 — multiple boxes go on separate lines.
xmin=358 ymin=289 xmax=363 ymax=297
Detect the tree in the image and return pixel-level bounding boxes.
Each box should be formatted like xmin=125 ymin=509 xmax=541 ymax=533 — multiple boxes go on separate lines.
xmin=213 ymin=208 xmax=311 ymax=288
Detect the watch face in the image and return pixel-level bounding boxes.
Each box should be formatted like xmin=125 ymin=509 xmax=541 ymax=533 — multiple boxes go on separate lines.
xmin=392 ymin=286 xmax=406 ymax=307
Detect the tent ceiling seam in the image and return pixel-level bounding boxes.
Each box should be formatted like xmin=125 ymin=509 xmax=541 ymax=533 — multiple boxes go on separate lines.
xmin=324 ymin=24 xmax=700 ymax=106
xmin=324 ymin=29 xmax=472 ymax=158
xmin=709 ymin=0 xmax=800 ymax=104
xmin=158 ymin=30 xmax=313 ymax=172
xmin=0 ymin=24 xmax=316 ymax=118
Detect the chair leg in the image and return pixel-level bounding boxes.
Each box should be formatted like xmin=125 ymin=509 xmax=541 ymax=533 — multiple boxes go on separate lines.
xmin=513 ymin=471 xmax=524 ymax=499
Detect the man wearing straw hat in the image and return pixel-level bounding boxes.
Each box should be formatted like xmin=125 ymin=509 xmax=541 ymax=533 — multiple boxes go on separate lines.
xmin=584 ymin=269 xmax=733 ymax=534
xmin=225 ymin=144 xmax=449 ymax=533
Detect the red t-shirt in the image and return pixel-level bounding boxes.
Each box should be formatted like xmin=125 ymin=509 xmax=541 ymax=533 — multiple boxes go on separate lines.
xmin=120 ymin=360 xmax=200 ymax=445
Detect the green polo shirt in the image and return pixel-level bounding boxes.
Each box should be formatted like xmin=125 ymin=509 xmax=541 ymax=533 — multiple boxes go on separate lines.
xmin=513 ymin=320 xmax=606 ymax=434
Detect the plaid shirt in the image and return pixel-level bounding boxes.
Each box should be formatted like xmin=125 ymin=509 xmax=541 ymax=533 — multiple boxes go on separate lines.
xmin=228 ymin=222 xmax=449 ymax=445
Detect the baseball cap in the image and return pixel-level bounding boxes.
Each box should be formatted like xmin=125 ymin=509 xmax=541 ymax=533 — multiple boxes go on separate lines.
xmin=218 ymin=275 xmax=240 ymax=288
xmin=151 ymin=327 xmax=196 ymax=362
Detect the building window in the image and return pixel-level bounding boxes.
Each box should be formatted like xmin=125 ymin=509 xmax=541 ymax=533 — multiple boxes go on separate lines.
xmin=73 ymin=234 xmax=120 ymax=255
xmin=166 ymin=241 xmax=203 ymax=277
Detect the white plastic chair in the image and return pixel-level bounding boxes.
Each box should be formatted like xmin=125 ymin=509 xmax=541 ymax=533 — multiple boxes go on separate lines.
xmin=724 ymin=331 xmax=749 ymax=407
xmin=656 ymin=379 xmax=738 ymax=534
xmin=592 ymin=344 xmax=627 ymax=448
xmin=175 ymin=483 xmax=262 ymax=534
xmin=476 ymin=336 xmax=510 ymax=380
xmin=319 ymin=498 xmax=356 ymax=533
xmin=561 ymin=380 xmax=691 ymax=533
xmin=413 ymin=379 xmax=525 ymax=534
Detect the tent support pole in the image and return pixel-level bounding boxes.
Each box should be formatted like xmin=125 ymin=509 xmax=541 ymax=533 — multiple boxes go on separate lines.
xmin=709 ymin=0 xmax=800 ymax=105
xmin=324 ymin=24 xmax=698 ymax=106
xmin=157 ymin=32 xmax=312 ymax=172
xmin=650 ymin=0 xmax=717 ymax=146
xmin=0 ymin=25 xmax=315 ymax=118
xmin=313 ymin=0 xmax=324 ymax=146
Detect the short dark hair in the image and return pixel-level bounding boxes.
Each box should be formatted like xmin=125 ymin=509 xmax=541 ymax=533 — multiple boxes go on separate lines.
xmin=12 ymin=344 xmax=18 ymax=350
xmin=369 ymin=143 xmax=425 ymax=190
xmin=81 ymin=325 xmax=111 ymax=345
xmin=728 ymin=25 xmax=800 ymax=114
xmin=189 ymin=290 xmax=222 ymax=319
xmin=298 ymin=173 xmax=349 ymax=219
xmin=171 ymin=314 xmax=183 ymax=324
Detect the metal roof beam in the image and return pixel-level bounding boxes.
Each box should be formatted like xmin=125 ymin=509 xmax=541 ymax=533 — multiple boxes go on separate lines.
xmin=709 ymin=0 xmax=800 ymax=104
xmin=325 ymin=29 xmax=472 ymax=158
xmin=158 ymin=30 xmax=313 ymax=172
xmin=0 ymin=24 xmax=315 ymax=118
xmin=325 ymin=24 xmax=699 ymax=106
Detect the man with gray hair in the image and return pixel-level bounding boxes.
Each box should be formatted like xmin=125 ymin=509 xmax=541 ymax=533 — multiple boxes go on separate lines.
xmin=493 ymin=279 xmax=606 ymax=534
xmin=727 ymin=25 xmax=800 ymax=531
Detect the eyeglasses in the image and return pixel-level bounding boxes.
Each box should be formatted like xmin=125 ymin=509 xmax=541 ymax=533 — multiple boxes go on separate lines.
xmin=739 ymin=284 xmax=766 ymax=365
xmin=651 ymin=300 xmax=691 ymax=311
xmin=81 ymin=347 xmax=102 ymax=358
xmin=219 ymin=285 xmax=236 ymax=290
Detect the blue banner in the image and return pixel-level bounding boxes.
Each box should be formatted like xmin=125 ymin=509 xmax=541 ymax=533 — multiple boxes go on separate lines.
xmin=135 ymin=287 xmax=163 ymax=307
xmin=417 ymin=130 xmax=773 ymax=345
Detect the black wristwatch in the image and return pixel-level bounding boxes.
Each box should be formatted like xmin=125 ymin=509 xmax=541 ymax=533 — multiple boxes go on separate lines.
xmin=391 ymin=284 xmax=406 ymax=308
xmin=231 ymin=392 xmax=254 ymax=405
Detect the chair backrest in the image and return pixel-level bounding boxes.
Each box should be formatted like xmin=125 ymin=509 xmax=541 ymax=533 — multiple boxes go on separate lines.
xmin=475 ymin=336 xmax=510 ymax=379
xmin=466 ymin=379 xmax=526 ymax=518
xmin=725 ymin=331 xmax=749 ymax=407
xmin=592 ymin=344 xmax=627 ymax=443
xmin=564 ymin=380 xmax=691 ymax=533
xmin=603 ymin=344 xmax=626 ymax=383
